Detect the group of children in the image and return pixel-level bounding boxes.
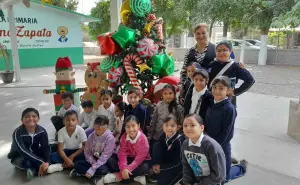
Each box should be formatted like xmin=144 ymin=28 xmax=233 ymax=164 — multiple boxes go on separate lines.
xmin=8 ymin=41 xmax=254 ymax=185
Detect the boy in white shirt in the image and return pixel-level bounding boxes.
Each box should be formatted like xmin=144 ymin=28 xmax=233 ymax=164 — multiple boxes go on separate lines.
xmin=79 ymin=100 xmax=98 ymax=130
xmin=51 ymin=92 xmax=79 ymax=132
xmin=48 ymin=110 xmax=87 ymax=173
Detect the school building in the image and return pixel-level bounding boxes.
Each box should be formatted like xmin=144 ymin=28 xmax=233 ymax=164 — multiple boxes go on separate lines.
xmin=0 ymin=0 xmax=99 ymax=70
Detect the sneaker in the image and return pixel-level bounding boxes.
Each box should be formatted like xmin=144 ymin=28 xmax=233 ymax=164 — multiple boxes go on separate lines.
xmin=47 ymin=164 xmax=63 ymax=174
xmin=134 ymin=176 xmax=146 ymax=185
xmin=103 ymin=173 xmax=118 ymax=183
xmin=93 ymin=177 xmax=104 ymax=185
xmin=147 ymin=175 xmax=157 ymax=183
xmin=26 ymin=169 xmax=34 ymax=181
xmin=231 ymin=157 xmax=239 ymax=164
xmin=69 ymin=169 xmax=80 ymax=178
xmin=240 ymin=159 xmax=249 ymax=173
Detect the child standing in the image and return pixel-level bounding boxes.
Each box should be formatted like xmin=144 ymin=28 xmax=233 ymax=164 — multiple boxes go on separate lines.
xmin=149 ymin=84 xmax=184 ymax=142
xmin=179 ymin=62 xmax=201 ymax=105
xmin=97 ymin=90 xmax=116 ymax=132
xmin=123 ymin=88 xmax=150 ymax=135
xmin=71 ymin=115 xmax=115 ymax=184
xmin=180 ymin=113 xmax=226 ymax=185
xmin=7 ymin=108 xmax=51 ymax=181
xmin=79 ymin=100 xmax=98 ymax=130
xmin=101 ymin=115 xmax=151 ymax=185
xmin=51 ymin=92 xmax=79 ymax=132
xmin=184 ymin=69 xmax=213 ymax=122
xmin=152 ymin=114 xmax=185 ymax=185
xmin=113 ymin=101 xmax=127 ymax=144
xmin=207 ymin=41 xmax=255 ymax=107
xmin=49 ymin=110 xmax=87 ymax=173
xmin=205 ymin=76 xmax=248 ymax=183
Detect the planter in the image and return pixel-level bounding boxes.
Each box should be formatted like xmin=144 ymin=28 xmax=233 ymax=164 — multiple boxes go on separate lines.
xmin=0 ymin=71 xmax=14 ymax=83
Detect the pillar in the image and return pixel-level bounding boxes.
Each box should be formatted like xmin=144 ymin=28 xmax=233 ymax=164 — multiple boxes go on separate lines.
xmin=110 ymin=0 xmax=122 ymax=32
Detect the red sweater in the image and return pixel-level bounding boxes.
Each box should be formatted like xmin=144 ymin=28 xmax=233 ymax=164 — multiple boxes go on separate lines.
xmin=117 ymin=131 xmax=151 ymax=179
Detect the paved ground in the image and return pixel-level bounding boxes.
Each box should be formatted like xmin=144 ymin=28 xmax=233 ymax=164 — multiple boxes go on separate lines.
xmin=0 ymin=64 xmax=300 ymax=185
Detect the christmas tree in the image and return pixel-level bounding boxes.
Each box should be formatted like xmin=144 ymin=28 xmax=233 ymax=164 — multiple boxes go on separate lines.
xmin=97 ymin=0 xmax=175 ymax=103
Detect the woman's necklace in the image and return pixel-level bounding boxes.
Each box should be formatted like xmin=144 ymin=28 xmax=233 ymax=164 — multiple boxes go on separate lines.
xmin=196 ymin=43 xmax=206 ymax=53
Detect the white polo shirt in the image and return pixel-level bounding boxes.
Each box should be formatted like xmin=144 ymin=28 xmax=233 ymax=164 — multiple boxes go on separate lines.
xmin=57 ymin=125 xmax=87 ymax=150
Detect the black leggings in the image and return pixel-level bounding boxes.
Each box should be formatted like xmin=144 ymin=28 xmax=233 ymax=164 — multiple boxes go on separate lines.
xmin=51 ymin=116 xmax=64 ymax=132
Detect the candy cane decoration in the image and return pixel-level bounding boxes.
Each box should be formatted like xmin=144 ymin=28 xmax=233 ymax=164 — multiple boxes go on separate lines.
xmin=124 ymin=53 xmax=143 ymax=65
xmin=123 ymin=54 xmax=142 ymax=91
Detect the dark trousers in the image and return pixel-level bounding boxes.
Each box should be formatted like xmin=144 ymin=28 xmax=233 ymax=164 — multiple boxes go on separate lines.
xmin=107 ymin=154 xmax=150 ymax=178
xmin=152 ymin=142 xmax=183 ymax=185
xmin=11 ymin=150 xmax=45 ymax=176
xmin=74 ymin=160 xmax=110 ymax=177
xmin=51 ymin=116 xmax=64 ymax=132
xmin=222 ymin=143 xmax=245 ymax=182
xmin=150 ymin=139 xmax=159 ymax=158
xmin=51 ymin=149 xmax=85 ymax=164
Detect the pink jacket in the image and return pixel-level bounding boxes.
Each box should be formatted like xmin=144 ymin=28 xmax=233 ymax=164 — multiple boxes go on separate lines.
xmin=117 ymin=131 xmax=150 ymax=178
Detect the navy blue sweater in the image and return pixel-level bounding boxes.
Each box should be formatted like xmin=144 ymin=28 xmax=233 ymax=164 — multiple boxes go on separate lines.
xmin=7 ymin=124 xmax=51 ymax=166
xmin=123 ymin=103 xmax=150 ymax=134
xmin=183 ymin=85 xmax=214 ymax=122
xmin=207 ymin=60 xmax=255 ymax=96
xmin=205 ymin=98 xmax=237 ymax=146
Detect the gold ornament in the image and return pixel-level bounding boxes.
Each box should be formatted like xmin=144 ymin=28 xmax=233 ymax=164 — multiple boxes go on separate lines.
xmin=144 ymin=21 xmax=155 ymax=33
xmin=137 ymin=63 xmax=151 ymax=72
xmin=120 ymin=0 xmax=131 ymax=25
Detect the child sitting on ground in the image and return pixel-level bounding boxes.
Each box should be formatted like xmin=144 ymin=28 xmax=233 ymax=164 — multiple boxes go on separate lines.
xmin=51 ymin=92 xmax=79 ymax=132
xmin=178 ymin=114 xmax=226 ymax=185
xmin=113 ymin=101 xmax=127 ymax=144
xmin=71 ymin=115 xmax=115 ymax=184
xmin=100 ymin=115 xmax=151 ymax=185
xmin=149 ymin=84 xmax=184 ymax=145
xmin=97 ymin=90 xmax=116 ymax=133
xmin=7 ymin=108 xmax=51 ymax=181
xmin=205 ymin=76 xmax=248 ymax=183
xmin=48 ymin=110 xmax=87 ymax=173
xmin=152 ymin=114 xmax=186 ymax=185
xmin=184 ymin=69 xmax=213 ymax=122
xmin=79 ymin=100 xmax=98 ymax=130
xmin=179 ymin=62 xmax=201 ymax=105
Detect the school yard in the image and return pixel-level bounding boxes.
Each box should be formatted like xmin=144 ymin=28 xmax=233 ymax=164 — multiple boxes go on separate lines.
xmin=0 ymin=63 xmax=300 ymax=185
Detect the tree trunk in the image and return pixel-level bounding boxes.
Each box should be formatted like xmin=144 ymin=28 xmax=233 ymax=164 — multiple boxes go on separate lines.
xmin=258 ymin=27 xmax=269 ymax=65
xmin=223 ymin=21 xmax=229 ymax=39
xmin=209 ymin=19 xmax=215 ymax=38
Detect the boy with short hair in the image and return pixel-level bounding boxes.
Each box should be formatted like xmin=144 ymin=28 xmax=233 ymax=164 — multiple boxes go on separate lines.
xmin=79 ymin=100 xmax=98 ymax=130
xmin=180 ymin=113 xmax=226 ymax=185
xmin=51 ymin=91 xmax=79 ymax=132
xmin=8 ymin=108 xmax=51 ymax=181
xmin=48 ymin=110 xmax=87 ymax=173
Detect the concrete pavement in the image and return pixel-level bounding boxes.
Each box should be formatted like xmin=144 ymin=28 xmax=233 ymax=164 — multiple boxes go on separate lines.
xmin=0 ymin=64 xmax=300 ymax=185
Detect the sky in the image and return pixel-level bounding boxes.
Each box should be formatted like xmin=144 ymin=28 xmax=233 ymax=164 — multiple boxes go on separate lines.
xmin=77 ymin=0 xmax=97 ymax=15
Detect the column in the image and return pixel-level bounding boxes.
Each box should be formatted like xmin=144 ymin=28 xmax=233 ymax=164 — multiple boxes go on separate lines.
xmin=110 ymin=0 xmax=122 ymax=32
xmin=8 ymin=5 xmax=21 ymax=82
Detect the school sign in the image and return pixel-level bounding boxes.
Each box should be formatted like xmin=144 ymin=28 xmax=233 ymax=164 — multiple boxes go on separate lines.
xmin=0 ymin=1 xmax=98 ymax=69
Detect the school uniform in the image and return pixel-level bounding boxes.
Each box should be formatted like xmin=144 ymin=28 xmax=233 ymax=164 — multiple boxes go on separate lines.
xmin=7 ymin=125 xmax=51 ymax=175
xmin=79 ymin=110 xmax=98 ymax=130
xmin=205 ymin=98 xmax=246 ymax=182
xmin=152 ymin=132 xmax=185 ymax=185
xmin=149 ymin=101 xmax=184 ymax=141
xmin=74 ymin=130 xmax=115 ymax=177
xmin=181 ymin=133 xmax=226 ymax=185
xmin=98 ymin=103 xmax=116 ymax=132
xmin=51 ymin=104 xmax=80 ymax=132
xmin=51 ymin=125 xmax=87 ymax=164
xmin=112 ymin=131 xmax=151 ymax=180
xmin=184 ymin=85 xmax=213 ymax=122
xmin=207 ymin=60 xmax=255 ymax=107
xmin=123 ymin=103 xmax=150 ymax=135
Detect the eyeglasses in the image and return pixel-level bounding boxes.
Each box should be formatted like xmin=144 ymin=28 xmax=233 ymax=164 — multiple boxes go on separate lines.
xmin=216 ymin=49 xmax=230 ymax=53
xmin=94 ymin=124 xmax=108 ymax=128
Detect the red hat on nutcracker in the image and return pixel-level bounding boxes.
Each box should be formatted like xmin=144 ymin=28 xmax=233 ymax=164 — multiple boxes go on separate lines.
xmin=55 ymin=57 xmax=73 ymax=72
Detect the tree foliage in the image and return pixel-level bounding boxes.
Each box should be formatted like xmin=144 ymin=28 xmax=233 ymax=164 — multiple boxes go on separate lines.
xmin=51 ymin=0 xmax=78 ymax=11
xmin=88 ymin=0 xmax=110 ymax=40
